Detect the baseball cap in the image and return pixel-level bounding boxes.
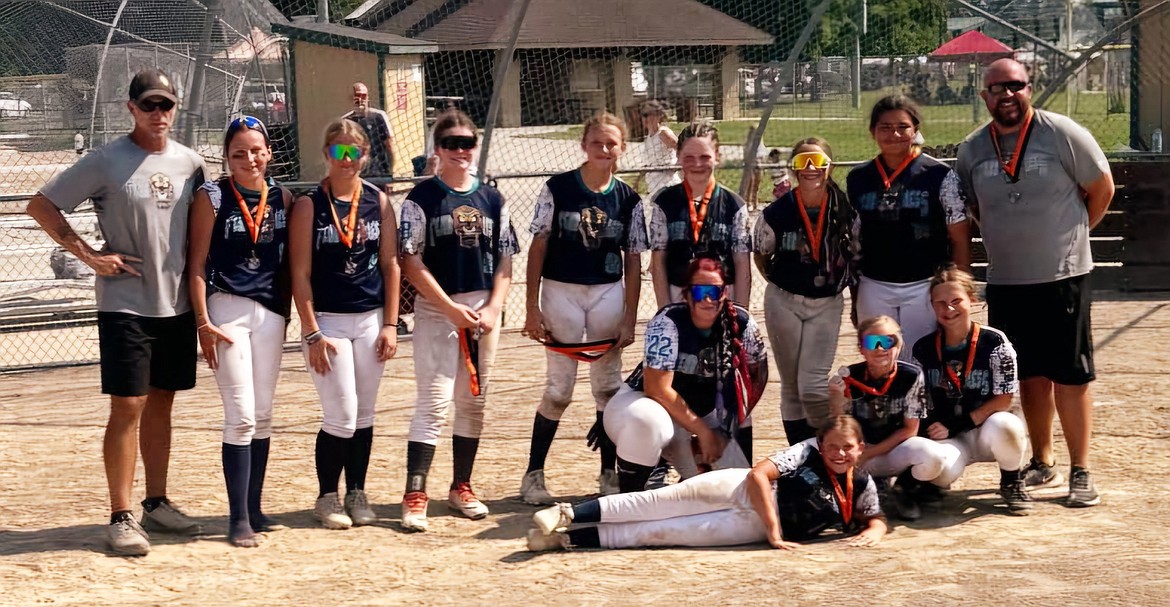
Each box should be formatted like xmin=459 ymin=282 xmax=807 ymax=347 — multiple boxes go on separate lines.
xmin=128 ymin=69 xmax=178 ymax=104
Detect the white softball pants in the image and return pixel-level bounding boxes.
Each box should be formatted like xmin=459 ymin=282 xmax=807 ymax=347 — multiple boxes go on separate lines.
xmin=302 ymin=308 xmax=385 ymax=438
xmin=763 ymin=284 xmax=843 ymax=426
xmin=594 ymin=468 xmax=768 ymax=548
xmin=603 ymin=385 xmax=749 ymax=480
xmin=408 ymin=290 xmax=499 ymax=443
xmin=863 ymin=436 xmax=956 ymax=483
xmin=208 ymin=292 xmax=285 ymax=445
xmin=933 ymin=411 xmax=1028 ymax=486
xmin=537 ymin=279 xmax=625 ymax=420
xmin=855 ymin=276 xmax=936 ymax=363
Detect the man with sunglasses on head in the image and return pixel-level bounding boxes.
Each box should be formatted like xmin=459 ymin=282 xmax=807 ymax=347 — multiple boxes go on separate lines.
xmin=955 ymin=58 xmax=1115 ymax=508
xmin=26 ymin=68 xmax=207 ymax=555
xmin=343 ymin=82 xmax=395 ymax=177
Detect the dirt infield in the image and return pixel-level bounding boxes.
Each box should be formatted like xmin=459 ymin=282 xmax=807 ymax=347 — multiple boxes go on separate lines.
xmin=1 ymin=295 xmax=1168 ymax=606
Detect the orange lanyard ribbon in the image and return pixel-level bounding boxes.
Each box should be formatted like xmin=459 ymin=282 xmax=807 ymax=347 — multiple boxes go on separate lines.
xmin=683 ymin=178 xmax=716 ymax=243
xmin=935 ymin=323 xmax=981 ymax=393
xmin=843 ymin=363 xmax=899 ymax=398
xmin=794 ymin=189 xmax=827 ymax=262
xmin=874 ymin=150 xmax=919 ymax=192
xmin=989 ymin=108 xmax=1035 ymax=183
xmin=229 ymin=179 xmax=269 ymax=244
xmin=325 ymin=179 xmax=362 ymax=248
xmin=825 ymin=464 xmax=854 ymax=526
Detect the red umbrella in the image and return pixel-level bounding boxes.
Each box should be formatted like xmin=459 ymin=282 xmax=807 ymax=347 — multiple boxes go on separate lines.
xmin=929 ymin=31 xmax=1015 ymax=65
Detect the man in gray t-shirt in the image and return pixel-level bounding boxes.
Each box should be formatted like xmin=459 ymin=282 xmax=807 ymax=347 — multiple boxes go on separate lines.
xmin=955 ymin=58 xmax=1115 ymax=509
xmin=26 ymin=69 xmax=206 ymax=555
xmin=343 ymin=82 xmax=395 ymax=176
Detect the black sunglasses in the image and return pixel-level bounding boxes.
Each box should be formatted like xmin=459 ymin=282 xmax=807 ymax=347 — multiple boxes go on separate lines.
xmin=986 ymin=81 xmax=1028 ymax=96
xmin=439 ymin=135 xmax=477 ymax=151
xmin=136 ymin=98 xmax=175 ymax=113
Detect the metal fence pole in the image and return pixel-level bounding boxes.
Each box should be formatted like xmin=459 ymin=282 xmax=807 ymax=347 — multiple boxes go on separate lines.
xmin=182 ymin=0 xmax=223 ymax=147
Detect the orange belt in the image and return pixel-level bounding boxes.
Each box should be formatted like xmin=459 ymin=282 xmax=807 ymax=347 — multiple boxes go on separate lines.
xmin=543 ymin=339 xmax=618 ymax=363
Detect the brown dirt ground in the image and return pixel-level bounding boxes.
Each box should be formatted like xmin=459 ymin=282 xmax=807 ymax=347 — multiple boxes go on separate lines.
xmin=1 ymin=295 xmax=1168 ymax=606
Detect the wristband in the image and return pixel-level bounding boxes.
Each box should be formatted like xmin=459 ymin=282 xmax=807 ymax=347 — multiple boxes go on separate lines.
xmin=384 ymin=321 xmax=400 ymax=327
xmin=943 ymin=413 xmax=977 ymax=437
xmin=303 ymin=330 xmax=324 ymax=345
xmin=196 ymin=322 xmax=209 ymax=331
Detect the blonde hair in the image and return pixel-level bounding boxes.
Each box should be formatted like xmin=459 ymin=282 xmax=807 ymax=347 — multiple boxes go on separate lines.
xmin=817 ymin=415 xmax=865 ymax=444
xmin=857 ymin=315 xmax=903 ymax=347
xmin=323 ymin=118 xmax=369 ymax=152
xmin=581 ymin=111 xmax=628 ymax=173
xmin=930 ymin=264 xmax=981 ymax=303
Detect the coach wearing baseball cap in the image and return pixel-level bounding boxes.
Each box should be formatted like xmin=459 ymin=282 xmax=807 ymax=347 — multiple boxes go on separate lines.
xmin=27 ymin=68 xmax=207 ymax=555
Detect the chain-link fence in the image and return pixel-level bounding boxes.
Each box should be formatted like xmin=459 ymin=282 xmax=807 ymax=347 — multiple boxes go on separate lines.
xmin=0 ymin=0 xmax=1164 ymax=369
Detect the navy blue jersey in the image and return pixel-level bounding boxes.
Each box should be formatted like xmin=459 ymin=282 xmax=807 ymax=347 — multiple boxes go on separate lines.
xmin=399 ymin=177 xmax=519 ymax=296
xmin=308 ymin=180 xmax=384 ymax=314
xmin=202 ymin=177 xmax=290 ymax=316
xmin=768 ymin=440 xmax=883 ymax=541
xmin=911 ymin=324 xmax=1019 ymax=430
xmin=756 ymin=187 xmax=858 ymax=298
xmin=842 ymin=360 xmax=928 ymax=445
xmin=536 ymin=170 xmax=644 ymax=285
xmin=648 ymin=183 xmax=750 ymax=286
xmin=846 ymin=154 xmax=964 ymax=283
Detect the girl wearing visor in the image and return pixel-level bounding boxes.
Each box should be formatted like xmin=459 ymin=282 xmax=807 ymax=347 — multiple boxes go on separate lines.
xmin=519 ymin=112 xmax=647 ymax=504
xmin=290 ymin=118 xmax=401 ymax=530
xmin=398 ymin=110 xmax=519 ymax=532
xmin=829 ymin=315 xmax=950 ymax=521
xmin=188 ymin=115 xmax=293 ymax=547
xmin=526 ymin=415 xmax=886 ymax=552
xmin=599 ymin=257 xmax=767 ymax=494
xmin=753 ymin=139 xmax=859 ymax=445
xmin=846 ymin=96 xmax=970 ymax=359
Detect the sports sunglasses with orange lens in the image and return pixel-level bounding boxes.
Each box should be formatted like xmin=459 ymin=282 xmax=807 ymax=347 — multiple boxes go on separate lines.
xmin=790 ymin=151 xmax=832 ymax=171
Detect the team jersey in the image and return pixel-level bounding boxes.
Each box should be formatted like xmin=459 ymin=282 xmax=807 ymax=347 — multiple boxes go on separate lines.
xmin=400 ymin=177 xmax=520 ymax=296
xmin=768 ymin=439 xmax=882 ymax=541
xmin=201 ymin=177 xmax=289 ymax=316
xmin=308 ymin=180 xmax=384 ymax=314
xmin=911 ymin=324 xmax=1019 ymax=429
xmin=529 ymin=169 xmax=647 ymax=285
xmin=841 ymin=360 xmax=928 ymax=445
xmin=846 ymin=153 xmax=966 ymax=283
xmin=628 ymin=302 xmax=766 ymax=420
xmin=648 ymin=182 xmax=750 ymax=286
xmin=753 ymin=187 xmax=859 ymax=298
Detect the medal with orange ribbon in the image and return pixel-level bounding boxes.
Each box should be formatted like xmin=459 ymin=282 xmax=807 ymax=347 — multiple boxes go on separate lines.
xmin=683 ymin=178 xmax=716 ymax=243
xmin=842 ymin=363 xmax=899 ymax=399
xmin=229 ymin=179 xmax=269 ymax=269
xmin=935 ymin=323 xmax=980 ymax=401
xmin=824 ymin=462 xmax=854 ymax=527
xmin=324 ymin=179 xmax=362 ymax=248
xmin=794 ymin=188 xmax=827 ymax=263
xmin=989 ymin=108 xmax=1035 ymax=183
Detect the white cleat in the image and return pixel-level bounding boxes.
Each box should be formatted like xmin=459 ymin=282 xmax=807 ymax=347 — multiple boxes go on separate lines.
xmin=520 ymin=470 xmax=556 ymax=505
xmin=526 ymin=528 xmax=570 ymax=552
xmin=532 ymin=502 xmax=575 ymax=535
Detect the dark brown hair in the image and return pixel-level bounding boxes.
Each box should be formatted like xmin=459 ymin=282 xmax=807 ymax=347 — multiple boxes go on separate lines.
xmin=817 ymin=415 xmax=865 ymax=444
xmin=433 ymin=109 xmax=477 ymax=147
xmin=868 ymin=95 xmax=922 ymax=132
xmin=677 ymin=121 xmax=719 ymax=153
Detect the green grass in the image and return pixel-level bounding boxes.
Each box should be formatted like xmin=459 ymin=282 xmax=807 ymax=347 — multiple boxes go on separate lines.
xmin=522 ymin=87 xmax=1130 ymax=163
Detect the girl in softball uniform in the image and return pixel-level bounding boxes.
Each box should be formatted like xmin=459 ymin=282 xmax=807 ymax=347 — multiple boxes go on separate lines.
xmin=526 ymin=416 xmax=886 ymax=551
xmin=911 ymin=265 xmax=1031 ymax=513
xmin=828 ymin=315 xmax=949 ymax=521
xmin=648 ymin=123 xmax=751 ymax=308
xmin=520 ymin=112 xmax=647 ymax=504
xmin=289 ymin=118 xmax=401 ymax=530
xmin=603 ymin=257 xmax=766 ymax=494
xmin=398 ymin=110 xmax=519 ymax=532
xmin=846 ymin=95 xmax=970 ymax=359
xmin=188 ymin=116 xmax=291 ymax=547
xmin=753 ymin=138 xmax=859 ymax=445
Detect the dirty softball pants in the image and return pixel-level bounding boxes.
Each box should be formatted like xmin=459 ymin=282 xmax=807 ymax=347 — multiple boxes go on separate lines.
xmin=536 ymin=279 xmax=625 ymax=420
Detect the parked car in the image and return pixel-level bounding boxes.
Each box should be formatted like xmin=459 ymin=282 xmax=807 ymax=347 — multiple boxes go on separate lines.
xmin=0 ymin=92 xmax=32 ymax=118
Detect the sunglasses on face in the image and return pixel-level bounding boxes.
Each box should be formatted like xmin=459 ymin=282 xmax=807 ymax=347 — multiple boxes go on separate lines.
xmin=986 ymin=80 xmax=1029 ymax=96
xmin=136 ymin=98 xmax=175 ymax=113
xmin=790 ymin=151 xmax=832 ymax=171
xmin=861 ymin=334 xmax=898 ymax=351
xmin=328 ymin=143 xmax=363 ymax=162
xmin=438 ymin=135 xmax=477 ymax=151
xmin=688 ymin=284 xmax=725 ymax=303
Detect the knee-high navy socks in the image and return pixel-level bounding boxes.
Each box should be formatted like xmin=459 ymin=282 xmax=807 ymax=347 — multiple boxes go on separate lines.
xmin=345 ymin=427 xmax=373 ymax=491
xmin=315 ymin=430 xmax=347 ymax=498
xmin=526 ymin=413 xmax=559 ymax=474
xmin=222 ymin=443 xmax=255 ymax=542
xmin=616 ymin=457 xmax=654 ymax=493
xmin=247 ymin=437 xmax=277 ymax=532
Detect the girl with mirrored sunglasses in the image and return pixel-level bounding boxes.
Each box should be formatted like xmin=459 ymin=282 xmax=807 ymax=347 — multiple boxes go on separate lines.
xmin=828 ymin=315 xmax=951 ymax=521
xmin=752 ymin=138 xmax=859 ymax=445
xmin=188 ymin=115 xmax=292 ymax=547
xmin=845 ymin=95 xmax=971 ymax=363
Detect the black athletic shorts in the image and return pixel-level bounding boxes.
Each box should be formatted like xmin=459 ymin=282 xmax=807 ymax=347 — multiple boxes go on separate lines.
xmin=97 ymin=311 xmax=197 ymax=397
xmin=985 ymin=274 xmax=1095 ymax=386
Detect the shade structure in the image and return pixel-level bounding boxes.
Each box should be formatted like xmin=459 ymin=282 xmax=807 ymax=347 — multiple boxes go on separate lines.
xmin=929 ymin=30 xmax=1014 ymax=65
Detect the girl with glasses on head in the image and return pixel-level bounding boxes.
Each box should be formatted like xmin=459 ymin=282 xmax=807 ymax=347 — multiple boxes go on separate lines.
xmin=846 ymin=95 xmax=970 ymax=362
xmin=397 ymin=110 xmax=519 ymax=532
xmin=600 ymin=256 xmax=767 ymax=494
xmin=634 ymin=99 xmax=680 ymax=197
xmin=188 ymin=115 xmax=293 ymax=547
xmin=519 ymin=112 xmax=648 ymax=504
xmin=752 ymin=138 xmax=859 ymax=445
xmin=289 ymin=118 xmax=401 ymax=531
xmin=910 ymin=265 xmax=1031 ymax=514
xmin=647 ymin=122 xmax=751 ymax=309
xmin=828 ymin=315 xmax=950 ymax=521
xmin=526 ymin=415 xmax=886 ymax=552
